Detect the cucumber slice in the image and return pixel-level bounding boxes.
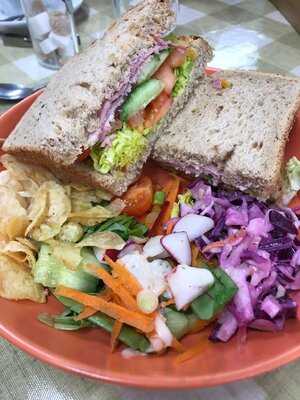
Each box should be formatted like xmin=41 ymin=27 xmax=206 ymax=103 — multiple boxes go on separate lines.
xmin=121 ymin=79 xmax=164 ymax=122
xmin=137 ymin=49 xmax=170 ymax=85
xmin=34 ymin=244 xmax=99 ymax=292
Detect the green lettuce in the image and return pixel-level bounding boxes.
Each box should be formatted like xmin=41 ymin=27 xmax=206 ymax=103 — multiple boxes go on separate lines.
xmin=172 ymin=57 xmax=194 ymax=98
xmin=91 ymin=125 xmax=147 ymax=174
xmin=283 ymin=157 xmax=300 ymax=204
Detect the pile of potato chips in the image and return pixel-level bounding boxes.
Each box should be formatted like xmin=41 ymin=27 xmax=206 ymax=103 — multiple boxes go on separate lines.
xmin=0 ymin=154 xmax=124 ymax=303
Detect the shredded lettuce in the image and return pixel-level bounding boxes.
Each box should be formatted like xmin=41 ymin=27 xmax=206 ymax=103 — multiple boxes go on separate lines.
xmin=178 ymin=190 xmax=194 ymax=206
xmin=172 ymin=57 xmax=194 ymax=98
xmin=283 ymin=156 xmax=300 ymax=204
xmin=91 ymin=125 xmax=147 ymax=174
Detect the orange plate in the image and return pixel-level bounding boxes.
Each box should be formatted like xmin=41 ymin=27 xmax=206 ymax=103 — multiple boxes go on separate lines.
xmin=1 ymin=69 xmax=300 ymax=389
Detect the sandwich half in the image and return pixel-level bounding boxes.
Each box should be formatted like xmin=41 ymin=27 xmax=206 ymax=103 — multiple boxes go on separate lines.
xmin=152 ymin=70 xmax=300 ymax=200
xmin=3 ymin=0 xmax=212 ymax=195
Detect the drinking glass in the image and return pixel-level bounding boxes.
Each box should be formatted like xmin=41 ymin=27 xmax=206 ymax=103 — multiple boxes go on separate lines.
xmin=112 ymin=0 xmax=178 ymax=32
xmin=20 ymin=0 xmax=78 ymax=70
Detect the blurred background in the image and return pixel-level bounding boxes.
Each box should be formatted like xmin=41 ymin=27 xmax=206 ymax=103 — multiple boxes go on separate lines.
xmin=0 ymin=0 xmax=299 ymax=112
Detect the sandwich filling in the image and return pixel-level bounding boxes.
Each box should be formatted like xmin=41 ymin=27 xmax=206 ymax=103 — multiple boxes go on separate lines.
xmin=83 ymin=36 xmax=198 ymax=174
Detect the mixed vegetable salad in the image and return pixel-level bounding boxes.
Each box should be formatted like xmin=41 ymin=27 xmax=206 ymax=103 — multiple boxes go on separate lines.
xmin=1 ymin=155 xmax=300 ymax=363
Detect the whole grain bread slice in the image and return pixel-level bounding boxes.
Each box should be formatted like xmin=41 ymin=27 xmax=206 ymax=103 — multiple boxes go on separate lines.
xmin=3 ymin=0 xmax=212 ymax=196
xmin=3 ymin=0 xmax=175 ymax=166
xmin=152 ymin=70 xmax=300 ymax=200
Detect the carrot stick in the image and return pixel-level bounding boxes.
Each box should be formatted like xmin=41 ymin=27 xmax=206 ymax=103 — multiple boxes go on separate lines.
xmin=104 ymin=255 xmax=142 ymax=297
xmin=171 ymin=337 xmax=186 ymax=353
xmin=202 ymin=229 xmax=246 ymax=253
xmin=74 ymin=288 xmax=112 ymax=321
xmin=189 ymin=320 xmax=212 ymax=334
xmin=151 ymin=176 xmax=180 ymax=235
xmin=191 ymin=244 xmax=199 ymax=266
xmin=175 ymin=338 xmax=209 ymax=364
xmin=166 ymin=219 xmax=177 ymax=235
xmin=55 ymin=286 xmax=154 ymax=333
xmin=111 ymin=320 xmax=123 ymax=351
xmin=74 ymin=307 xmax=97 ymax=321
xmin=161 ymin=298 xmax=175 ymax=308
xmin=85 ymin=264 xmax=138 ymax=311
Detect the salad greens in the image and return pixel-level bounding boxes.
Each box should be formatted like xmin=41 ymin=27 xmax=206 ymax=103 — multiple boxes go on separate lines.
xmin=283 ymin=156 xmax=300 ymax=203
xmin=55 ymin=295 xmax=150 ymax=352
xmin=172 ymin=57 xmax=194 ymax=98
xmin=91 ymin=125 xmax=148 ymax=174
xmin=84 ymin=215 xmax=148 ymax=241
xmin=191 ymin=268 xmax=238 ymax=321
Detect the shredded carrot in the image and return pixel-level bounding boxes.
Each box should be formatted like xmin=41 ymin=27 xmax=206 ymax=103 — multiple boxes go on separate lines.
xmin=151 ymin=176 xmax=180 ymax=235
xmin=74 ymin=306 xmax=97 ymax=321
xmin=161 ymin=298 xmax=175 ymax=308
xmin=166 ymin=219 xmax=177 ymax=235
xmin=111 ymin=320 xmax=123 ymax=351
xmin=171 ymin=337 xmax=186 ymax=353
xmin=189 ymin=319 xmax=212 ymax=334
xmin=85 ymin=264 xmax=138 ymax=311
xmin=74 ymin=288 xmax=112 ymax=321
xmin=104 ymin=255 xmax=142 ymax=297
xmin=202 ymin=229 xmax=246 ymax=253
xmin=191 ymin=244 xmax=200 ymax=266
xmin=55 ymin=286 xmax=154 ymax=333
xmin=175 ymin=338 xmax=209 ymax=364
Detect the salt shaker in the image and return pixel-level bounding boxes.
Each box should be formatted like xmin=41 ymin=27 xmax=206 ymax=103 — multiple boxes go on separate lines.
xmin=20 ymin=0 xmax=78 ymax=70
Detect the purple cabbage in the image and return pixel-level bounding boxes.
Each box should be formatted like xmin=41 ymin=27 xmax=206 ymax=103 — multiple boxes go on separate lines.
xmin=183 ymin=179 xmax=299 ymax=342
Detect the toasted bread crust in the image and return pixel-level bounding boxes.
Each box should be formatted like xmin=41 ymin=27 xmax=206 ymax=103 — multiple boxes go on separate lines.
xmin=152 ymin=70 xmax=300 ymax=200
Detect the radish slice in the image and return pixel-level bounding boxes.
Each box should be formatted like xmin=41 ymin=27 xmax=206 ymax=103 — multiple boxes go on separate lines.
xmin=143 ymin=235 xmax=169 ymax=259
xmin=167 ymin=265 xmax=215 ymax=310
xmin=173 ymin=214 xmax=214 ymax=241
xmin=154 ymin=313 xmax=173 ymax=347
xmin=161 ymin=232 xmax=191 ymax=265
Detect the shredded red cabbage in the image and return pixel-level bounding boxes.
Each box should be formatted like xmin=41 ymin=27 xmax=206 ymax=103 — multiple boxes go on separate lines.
xmin=186 ymin=179 xmax=299 ymax=342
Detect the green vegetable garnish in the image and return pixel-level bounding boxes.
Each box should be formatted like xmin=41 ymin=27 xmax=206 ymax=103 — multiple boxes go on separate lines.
xmin=191 ymin=267 xmax=237 ymax=320
xmin=172 ymin=57 xmax=194 ymax=98
xmin=84 ymin=215 xmax=148 ymax=241
xmin=170 ymin=202 xmax=179 ymax=218
xmin=91 ymin=125 xmax=148 ymax=174
xmin=283 ymin=156 xmax=300 ymax=203
xmin=153 ymin=191 xmax=165 ymax=205
xmin=34 ymin=244 xmax=99 ymax=292
xmin=178 ymin=190 xmax=194 ymax=206
xmin=55 ymin=295 xmax=150 ymax=352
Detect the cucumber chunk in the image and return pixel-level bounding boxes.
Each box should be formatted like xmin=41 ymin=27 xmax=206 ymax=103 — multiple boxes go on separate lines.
xmin=121 ymin=79 xmax=164 ymax=121
xmin=137 ymin=49 xmax=170 ymax=85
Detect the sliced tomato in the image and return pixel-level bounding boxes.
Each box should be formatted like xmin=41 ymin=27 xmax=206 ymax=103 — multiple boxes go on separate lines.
xmin=154 ymin=63 xmax=176 ymax=95
xmin=122 ymin=176 xmax=153 ymax=217
xmin=127 ymin=109 xmax=145 ymax=130
xmin=167 ymin=47 xmax=187 ymax=68
xmin=144 ymin=92 xmax=172 ymax=129
xmin=77 ymin=148 xmax=91 ymax=162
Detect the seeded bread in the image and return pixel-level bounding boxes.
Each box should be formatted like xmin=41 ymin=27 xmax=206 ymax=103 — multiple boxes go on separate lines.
xmin=152 ymin=70 xmax=300 ymax=200
xmin=3 ymin=0 xmax=212 ymax=196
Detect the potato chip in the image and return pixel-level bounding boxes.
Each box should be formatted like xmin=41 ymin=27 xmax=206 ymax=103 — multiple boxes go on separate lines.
xmin=0 ymin=255 xmax=45 ymax=303
xmin=16 ymin=237 xmax=38 ymax=252
xmin=46 ymin=240 xmax=82 ymax=270
xmin=0 ymin=186 xmax=29 ymax=240
xmin=31 ymin=181 xmax=71 ymax=241
xmin=25 ymin=186 xmax=48 ymax=236
xmin=1 ymin=154 xmax=56 ymax=189
xmin=71 ymin=183 xmax=113 ymax=201
xmin=5 ymin=216 xmax=29 ymax=241
xmin=68 ymin=205 xmax=116 ymax=226
xmin=0 ymin=240 xmax=37 ymax=269
xmin=75 ymin=231 xmax=125 ymax=250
